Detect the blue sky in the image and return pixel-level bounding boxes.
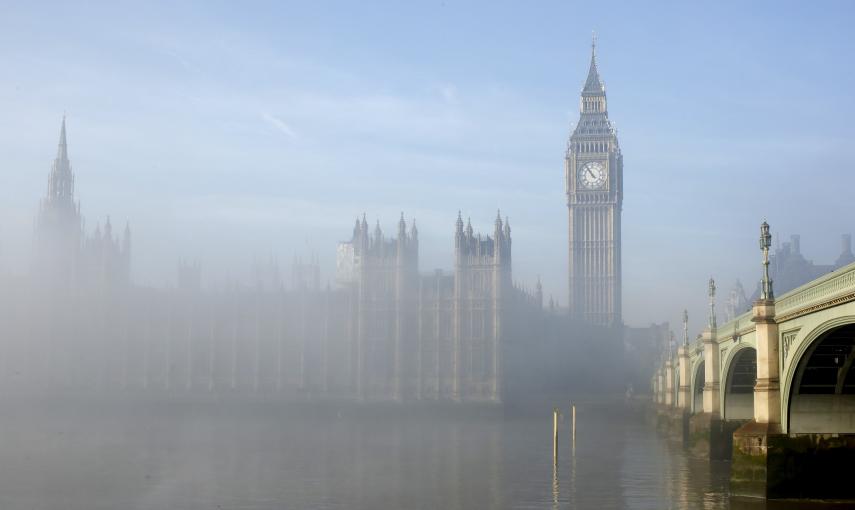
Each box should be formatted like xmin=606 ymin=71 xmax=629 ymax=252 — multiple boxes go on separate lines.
xmin=1 ymin=1 xmax=855 ymax=334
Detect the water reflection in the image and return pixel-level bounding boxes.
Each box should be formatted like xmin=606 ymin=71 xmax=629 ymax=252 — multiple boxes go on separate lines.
xmin=0 ymin=399 xmax=849 ymax=509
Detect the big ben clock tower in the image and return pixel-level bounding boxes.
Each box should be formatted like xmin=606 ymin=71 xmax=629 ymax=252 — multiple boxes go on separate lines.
xmin=565 ymin=38 xmax=623 ymax=326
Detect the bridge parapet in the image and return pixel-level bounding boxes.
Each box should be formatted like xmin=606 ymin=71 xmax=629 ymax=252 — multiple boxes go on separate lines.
xmin=775 ymin=261 xmax=855 ymax=321
xmin=716 ymin=311 xmax=754 ymax=343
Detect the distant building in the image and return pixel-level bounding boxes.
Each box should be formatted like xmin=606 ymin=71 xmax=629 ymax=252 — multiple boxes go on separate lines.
xmin=725 ymin=280 xmax=749 ymax=322
xmin=32 ymin=117 xmax=130 ymax=290
xmin=7 ymin=118 xmax=545 ymax=402
xmin=290 ymin=255 xmax=318 ymax=292
xmin=333 ymin=211 xmax=511 ymax=401
xmin=624 ymin=322 xmax=670 ymax=394
xmin=748 ymin=234 xmax=855 ymax=302
xmin=177 ymin=259 xmax=202 ymax=292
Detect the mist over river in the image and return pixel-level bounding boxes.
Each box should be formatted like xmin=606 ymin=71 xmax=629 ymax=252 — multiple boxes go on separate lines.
xmin=0 ymin=398 xmax=844 ymax=510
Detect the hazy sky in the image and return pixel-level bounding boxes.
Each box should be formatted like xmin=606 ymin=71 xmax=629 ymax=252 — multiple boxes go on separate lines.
xmin=1 ymin=1 xmax=854 ymax=334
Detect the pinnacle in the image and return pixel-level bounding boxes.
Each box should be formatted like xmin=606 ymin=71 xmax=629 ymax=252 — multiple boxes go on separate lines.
xmin=582 ymin=37 xmax=605 ymax=95
xmin=57 ymin=115 xmax=69 ymax=161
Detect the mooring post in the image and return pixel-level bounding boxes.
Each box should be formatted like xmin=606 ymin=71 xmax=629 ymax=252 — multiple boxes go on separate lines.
xmin=553 ymin=407 xmax=559 ymax=463
xmin=572 ymin=404 xmax=577 ymax=447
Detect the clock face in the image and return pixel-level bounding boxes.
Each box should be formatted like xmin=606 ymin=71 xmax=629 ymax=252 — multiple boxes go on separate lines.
xmin=578 ymin=161 xmax=607 ymax=189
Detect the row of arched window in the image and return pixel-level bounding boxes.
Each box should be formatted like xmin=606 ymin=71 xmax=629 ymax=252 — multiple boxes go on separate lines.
xmin=582 ymin=98 xmax=605 ymax=112
xmin=574 ymin=141 xmax=609 ymax=153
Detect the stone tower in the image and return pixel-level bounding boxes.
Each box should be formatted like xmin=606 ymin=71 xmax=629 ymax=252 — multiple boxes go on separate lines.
xmin=33 ymin=116 xmax=83 ymax=287
xmin=350 ymin=214 xmax=419 ymax=400
xmin=565 ymin=38 xmax=623 ymax=326
xmin=33 ymin=117 xmax=131 ymax=290
xmin=453 ymin=211 xmax=511 ymax=401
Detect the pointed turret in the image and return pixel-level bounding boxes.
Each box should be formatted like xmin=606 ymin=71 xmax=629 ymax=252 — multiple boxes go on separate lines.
xmin=455 ymin=211 xmax=464 ymax=235
xmin=398 ymin=212 xmax=406 ymax=237
xmin=410 ymin=219 xmax=418 ymax=241
xmin=123 ymin=221 xmax=131 ymax=254
xmin=57 ymin=115 xmax=69 ymax=161
xmin=503 ymin=216 xmax=511 ymax=238
xmin=354 ymin=213 xmax=368 ymax=254
xmin=374 ymin=219 xmax=383 ymax=241
xmin=104 ymin=216 xmax=113 ymax=241
xmin=837 ymin=234 xmax=855 ymax=267
xmin=465 ymin=217 xmax=473 ymax=238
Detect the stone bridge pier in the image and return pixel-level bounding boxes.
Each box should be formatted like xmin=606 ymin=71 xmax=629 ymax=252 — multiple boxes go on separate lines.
xmin=652 ymin=222 xmax=855 ymax=500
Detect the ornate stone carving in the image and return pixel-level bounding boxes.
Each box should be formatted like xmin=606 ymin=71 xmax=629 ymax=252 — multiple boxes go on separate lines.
xmin=781 ymin=329 xmax=800 ymax=361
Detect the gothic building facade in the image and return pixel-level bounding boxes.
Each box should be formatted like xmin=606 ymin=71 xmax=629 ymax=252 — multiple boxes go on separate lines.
xmin=565 ymin=40 xmax=623 ymax=326
xmin=1 ymin=116 xmax=541 ymax=402
xmin=334 ymin=212 xmax=512 ymax=402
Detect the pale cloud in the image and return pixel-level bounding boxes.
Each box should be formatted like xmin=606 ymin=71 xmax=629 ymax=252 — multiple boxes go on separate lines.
xmin=261 ymin=112 xmax=298 ymax=139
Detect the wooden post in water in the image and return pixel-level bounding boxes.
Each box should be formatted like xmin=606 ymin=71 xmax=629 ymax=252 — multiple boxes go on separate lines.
xmin=572 ymin=404 xmax=577 ymax=449
xmin=553 ymin=407 xmax=559 ymax=463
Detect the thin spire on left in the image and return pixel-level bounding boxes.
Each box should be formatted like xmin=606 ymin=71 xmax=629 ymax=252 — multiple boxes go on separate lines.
xmin=57 ymin=114 xmax=68 ymax=161
xmin=47 ymin=114 xmax=75 ymax=203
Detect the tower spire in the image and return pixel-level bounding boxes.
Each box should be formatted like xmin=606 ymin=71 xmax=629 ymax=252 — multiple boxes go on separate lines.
xmin=47 ymin=115 xmax=75 ymax=204
xmin=583 ymin=33 xmax=605 ymax=95
xmin=592 ymin=31 xmax=597 ymax=57
xmin=58 ymin=114 xmax=68 ymax=161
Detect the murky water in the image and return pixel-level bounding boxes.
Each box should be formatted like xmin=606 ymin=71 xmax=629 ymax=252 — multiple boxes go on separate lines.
xmin=0 ymin=398 xmax=845 ymax=509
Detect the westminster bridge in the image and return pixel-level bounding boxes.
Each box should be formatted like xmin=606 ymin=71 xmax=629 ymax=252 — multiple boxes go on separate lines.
xmin=652 ymin=222 xmax=855 ymax=501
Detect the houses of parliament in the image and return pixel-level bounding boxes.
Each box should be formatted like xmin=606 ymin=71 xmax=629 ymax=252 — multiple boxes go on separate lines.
xmin=0 ymin=43 xmax=638 ymax=402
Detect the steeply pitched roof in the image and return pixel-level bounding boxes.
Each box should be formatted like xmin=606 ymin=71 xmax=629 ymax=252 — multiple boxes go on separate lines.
xmin=582 ymin=37 xmax=604 ymax=95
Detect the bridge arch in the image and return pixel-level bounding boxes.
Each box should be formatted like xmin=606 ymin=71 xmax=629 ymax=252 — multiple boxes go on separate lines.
xmin=691 ymin=358 xmax=705 ymax=414
xmin=784 ymin=317 xmax=855 ymax=433
xmin=722 ymin=344 xmax=756 ymax=421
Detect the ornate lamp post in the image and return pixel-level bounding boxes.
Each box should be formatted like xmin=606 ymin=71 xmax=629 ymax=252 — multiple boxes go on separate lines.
xmin=682 ymin=309 xmax=689 ymax=346
xmin=668 ymin=330 xmax=674 ymax=359
xmin=760 ymin=221 xmax=774 ymax=300
xmin=708 ymin=278 xmax=716 ymax=329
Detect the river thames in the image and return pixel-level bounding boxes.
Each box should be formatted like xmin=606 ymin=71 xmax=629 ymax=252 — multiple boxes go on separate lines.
xmin=0 ymin=398 xmax=846 ymax=509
